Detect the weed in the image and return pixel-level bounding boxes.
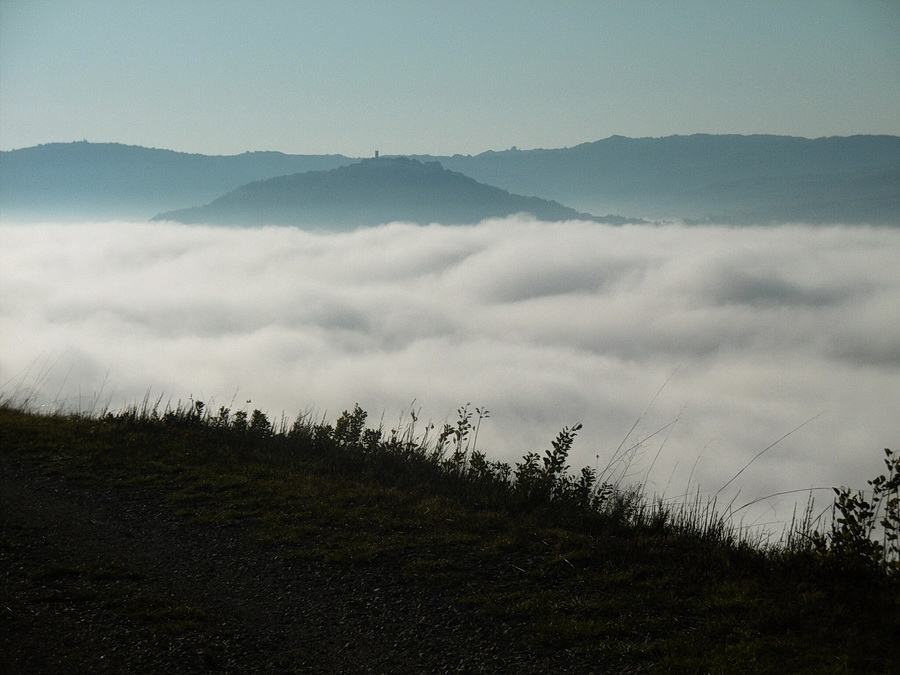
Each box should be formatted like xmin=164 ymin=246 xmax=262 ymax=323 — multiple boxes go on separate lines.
xmin=812 ymin=448 xmax=899 ymax=575
xmin=334 ymin=404 xmax=367 ymax=446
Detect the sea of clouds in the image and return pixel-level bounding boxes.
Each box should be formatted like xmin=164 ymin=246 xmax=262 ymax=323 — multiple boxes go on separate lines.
xmin=2 ymin=217 xmax=898 ymax=535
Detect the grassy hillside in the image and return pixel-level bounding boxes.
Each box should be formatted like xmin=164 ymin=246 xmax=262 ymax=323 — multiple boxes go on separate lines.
xmin=1 ymin=398 xmax=897 ymax=672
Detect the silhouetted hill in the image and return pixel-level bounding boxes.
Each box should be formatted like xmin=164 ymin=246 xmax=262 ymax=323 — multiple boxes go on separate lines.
xmin=0 ymin=142 xmax=351 ymax=221
xmin=4 ymin=135 xmax=897 ymax=224
xmin=153 ymin=157 xmax=615 ymax=228
xmin=420 ymin=134 xmax=900 ymax=224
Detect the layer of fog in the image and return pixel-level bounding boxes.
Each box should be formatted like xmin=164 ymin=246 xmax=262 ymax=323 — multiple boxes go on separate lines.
xmin=2 ymin=218 xmax=898 ymax=535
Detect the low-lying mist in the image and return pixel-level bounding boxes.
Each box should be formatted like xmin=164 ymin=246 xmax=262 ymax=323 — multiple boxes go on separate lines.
xmin=2 ymin=217 xmax=898 ymax=532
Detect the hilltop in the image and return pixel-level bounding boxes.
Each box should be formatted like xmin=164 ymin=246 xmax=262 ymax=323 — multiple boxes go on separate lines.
xmin=1 ymin=401 xmax=897 ymax=673
xmin=153 ymin=157 xmax=614 ymax=228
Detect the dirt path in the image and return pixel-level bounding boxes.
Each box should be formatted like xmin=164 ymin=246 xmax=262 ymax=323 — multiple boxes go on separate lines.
xmin=1 ymin=452 xmax=610 ymax=674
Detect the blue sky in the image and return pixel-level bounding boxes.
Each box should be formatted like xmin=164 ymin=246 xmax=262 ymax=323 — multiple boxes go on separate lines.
xmin=1 ymin=0 xmax=898 ymax=156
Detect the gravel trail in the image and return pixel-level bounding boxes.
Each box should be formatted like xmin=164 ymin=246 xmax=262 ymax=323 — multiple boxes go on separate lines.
xmin=1 ymin=452 xmax=612 ymax=674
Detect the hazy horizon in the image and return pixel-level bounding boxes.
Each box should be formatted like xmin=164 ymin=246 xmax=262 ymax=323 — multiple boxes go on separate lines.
xmin=7 ymin=131 xmax=900 ymax=155
xmin=3 ymin=217 xmax=898 ymax=536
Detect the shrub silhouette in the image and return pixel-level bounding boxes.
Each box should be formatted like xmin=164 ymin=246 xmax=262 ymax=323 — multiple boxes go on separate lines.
xmin=813 ymin=448 xmax=899 ymax=575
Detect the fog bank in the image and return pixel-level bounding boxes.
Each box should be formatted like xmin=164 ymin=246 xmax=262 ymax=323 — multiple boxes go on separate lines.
xmin=2 ymin=218 xmax=898 ymax=531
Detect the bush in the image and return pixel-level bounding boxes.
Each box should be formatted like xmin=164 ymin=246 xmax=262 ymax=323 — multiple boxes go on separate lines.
xmin=813 ymin=448 xmax=899 ymax=575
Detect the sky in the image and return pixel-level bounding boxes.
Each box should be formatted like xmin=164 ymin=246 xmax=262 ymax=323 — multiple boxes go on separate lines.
xmin=1 ymin=0 xmax=899 ymax=156
xmin=2 ymin=218 xmax=899 ymax=536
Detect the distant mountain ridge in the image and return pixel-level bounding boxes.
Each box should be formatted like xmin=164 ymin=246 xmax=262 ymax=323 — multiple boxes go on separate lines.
xmin=153 ymin=157 xmax=618 ymax=228
xmin=0 ymin=142 xmax=351 ymax=221
xmin=2 ymin=135 xmax=897 ymax=225
xmin=420 ymin=134 xmax=900 ymax=224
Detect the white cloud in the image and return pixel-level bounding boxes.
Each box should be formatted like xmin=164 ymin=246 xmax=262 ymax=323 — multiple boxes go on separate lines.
xmin=2 ymin=218 xmax=899 ymax=533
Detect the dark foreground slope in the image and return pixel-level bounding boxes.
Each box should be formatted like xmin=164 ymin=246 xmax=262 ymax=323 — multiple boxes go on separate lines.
xmin=1 ymin=444 xmax=569 ymax=674
xmin=2 ymin=405 xmax=897 ymax=673
xmin=154 ymin=157 xmax=612 ymax=228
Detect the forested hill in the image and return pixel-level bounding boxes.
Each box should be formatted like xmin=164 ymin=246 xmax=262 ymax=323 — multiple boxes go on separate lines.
xmin=153 ymin=157 xmax=615 ymax=228
xmin=420 ymin=134 xmax=900 ymax=224
xmin=3 ymin=135 xmax=897 ymax=224
xmin=0 ymin=142 xmax=351 ymax=221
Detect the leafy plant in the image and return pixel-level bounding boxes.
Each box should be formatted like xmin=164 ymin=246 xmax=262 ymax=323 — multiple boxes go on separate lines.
xmin=813 ymin=448 xmax=899 ymax=575
xmin=436 ymin=403 xmax=490 ymax=474
xmin=514 ymin=423 xmax=588 ymax=506
xmin=334 ymin=404 xmax=367 ymax=447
